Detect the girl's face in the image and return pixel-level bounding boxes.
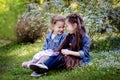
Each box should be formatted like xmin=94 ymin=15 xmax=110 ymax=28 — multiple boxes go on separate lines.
xmin=53 ymin=21 xmax=65 ymax=34
xmin=65 ymin=19 xmax=77 ymax=34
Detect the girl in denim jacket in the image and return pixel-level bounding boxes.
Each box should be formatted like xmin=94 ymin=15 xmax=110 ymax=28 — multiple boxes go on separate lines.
xmin=22 ymin=14 xmax=66 ymax=76
xmin=29 ymin=13 xmax=91 ymax=76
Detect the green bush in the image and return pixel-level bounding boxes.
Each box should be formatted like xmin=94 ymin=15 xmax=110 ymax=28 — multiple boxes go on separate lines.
xmin=34 ymin=0 xmax=120 ymax=36
xmin=90 ymin=33 xmax=120 ymax=51
xmin=16 ymin=3 xmax=48 ymax=43
xmin=1 ymin=0 xmax=120 ymax=42
xmin=108 ymin=6 xmax=120 ymax=31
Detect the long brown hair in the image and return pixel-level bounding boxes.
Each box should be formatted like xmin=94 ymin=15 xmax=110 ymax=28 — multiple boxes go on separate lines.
xmin=56 ymin=13 xmax=86 ymax=52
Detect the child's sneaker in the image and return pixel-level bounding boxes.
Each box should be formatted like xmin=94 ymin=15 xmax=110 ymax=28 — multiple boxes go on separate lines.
xmin=30 ymin=72 xmax=47 ymax=77
xmin=30 ymin=63 xmax=48 ymax=73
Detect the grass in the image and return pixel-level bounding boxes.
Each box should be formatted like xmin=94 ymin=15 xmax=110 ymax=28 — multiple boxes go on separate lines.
xmin=0 ymin=34 xmax=120 ymax=80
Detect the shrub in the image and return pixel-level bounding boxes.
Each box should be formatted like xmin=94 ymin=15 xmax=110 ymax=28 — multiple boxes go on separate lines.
xmin=16 ymin=0 xmax=120 ymax=44
xmin=108 ymin=6 xmax=120 ymax=31
xmin=16 ymin=3 xmax=48 ymax=43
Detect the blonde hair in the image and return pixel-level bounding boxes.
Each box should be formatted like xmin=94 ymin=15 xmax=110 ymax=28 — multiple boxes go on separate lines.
xmin=50 ymin=14 xmax=65 ymax=30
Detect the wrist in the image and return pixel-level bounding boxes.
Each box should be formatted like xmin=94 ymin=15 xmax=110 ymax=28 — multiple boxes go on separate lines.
xmin=68 ymin=50 xmax=72 ymax=55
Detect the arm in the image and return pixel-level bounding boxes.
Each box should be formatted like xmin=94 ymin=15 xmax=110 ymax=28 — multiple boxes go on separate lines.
xmin=61 ymin=49 xmax=80 ymax=57
xmin=79 ymin=35 xmax=91 ymax=58
xmin=42 ymin=36 xmax=48 ymax=50
xmin=42 ymin=38 xmax=48 ymax=50
xmin=61 ymin=35 xmax=91 ymax=58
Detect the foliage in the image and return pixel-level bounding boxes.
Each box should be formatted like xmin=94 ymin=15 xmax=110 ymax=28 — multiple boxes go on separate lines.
xmin=0 ymin=0 xmax=120 ymax=79
xmin=26 ymin=0 xmax=120 ymax=43
xmin=0 ymin=0 xmax=120 ymax=43
xmin=28 ymin=0 xmax=120 ymax=34
xmin=91 ymin=33 xmax=120 ymax=51
xmin=16 ymin=3 xmax=48 ymax=43
xmin=108 ymin=6 xmax=120 ymax=31
xmin=0 ymin=0 xmax=25 ymax=40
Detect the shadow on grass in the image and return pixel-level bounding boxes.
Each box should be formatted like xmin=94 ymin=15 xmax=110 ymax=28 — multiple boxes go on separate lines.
xmin=0 ymin=42 xmax=27 ymax=75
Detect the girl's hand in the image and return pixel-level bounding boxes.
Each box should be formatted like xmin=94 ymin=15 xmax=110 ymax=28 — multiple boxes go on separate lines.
xmin=61 ymin=49 xmax=71 ymax=56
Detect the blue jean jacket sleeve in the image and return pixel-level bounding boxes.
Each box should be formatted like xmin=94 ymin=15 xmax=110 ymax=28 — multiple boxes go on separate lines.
xmin=42 ymin=32 xmax=51 ymax=50
xmin=42 ymin=37 xmax=48 ymax=50
xmin=79 ymin=34 xmax=91 ymax=59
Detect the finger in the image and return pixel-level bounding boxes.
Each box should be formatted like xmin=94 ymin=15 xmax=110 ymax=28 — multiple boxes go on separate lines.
xmin=64 ymin=55 xmax=67 ymax=56
xmin=61 ymin=49 xmax=64 ymax=52
xmin=61 ymin=50 xmax=64 ymax=53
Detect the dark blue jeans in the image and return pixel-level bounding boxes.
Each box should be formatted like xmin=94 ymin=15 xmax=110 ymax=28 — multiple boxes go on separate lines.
xmin=43 ymin=53 xmax=65 ymax=70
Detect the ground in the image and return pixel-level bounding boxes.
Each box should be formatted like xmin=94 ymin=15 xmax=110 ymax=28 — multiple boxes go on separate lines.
xmin=0 ymin=34 xmax=120 ymax=80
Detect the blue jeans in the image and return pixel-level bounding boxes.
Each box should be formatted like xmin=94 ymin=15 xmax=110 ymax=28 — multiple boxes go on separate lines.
xmin=43 ymin=53 xmax=64 ymax=70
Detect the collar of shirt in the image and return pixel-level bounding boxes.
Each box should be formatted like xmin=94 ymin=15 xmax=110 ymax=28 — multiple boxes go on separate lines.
xmin=46 ymin=31 xmax=63 ymax=40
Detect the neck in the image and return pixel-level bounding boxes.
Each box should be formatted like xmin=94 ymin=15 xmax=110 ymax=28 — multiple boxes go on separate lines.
xmin=51 ymin=32 xmax=57 ymax=39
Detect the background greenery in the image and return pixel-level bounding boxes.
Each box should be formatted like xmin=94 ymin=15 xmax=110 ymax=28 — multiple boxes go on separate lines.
xmin=0 ymin=0 xmax=120 ymax=40
xmin=0 ymin=0 xmax=120 ymax=80
xmin=0 ymin=0 xmax=25 ymax=40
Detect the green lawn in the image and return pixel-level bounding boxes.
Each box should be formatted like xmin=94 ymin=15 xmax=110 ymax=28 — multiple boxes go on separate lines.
xmin=0 ymin=34 xmax=120 ymax=80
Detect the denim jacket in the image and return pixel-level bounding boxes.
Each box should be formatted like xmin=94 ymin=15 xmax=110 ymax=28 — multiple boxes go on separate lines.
xmin=79 ymin=34 xmax=91 ymax=65
xmin=68 ymin=34 xmax=91 ymax=65
xmin=42 ymin=32 xmax=66 ymax=51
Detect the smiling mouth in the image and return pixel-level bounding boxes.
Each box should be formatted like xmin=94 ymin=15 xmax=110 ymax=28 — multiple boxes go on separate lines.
xmin=58 ymin=32 xmax=63 ymax=34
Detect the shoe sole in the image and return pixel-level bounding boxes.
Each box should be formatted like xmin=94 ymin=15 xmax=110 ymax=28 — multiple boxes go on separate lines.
xmin=30 ymin=65 xmax=48 ymax=74
xmin=30 ymin=73 xmax=47 ymax=77
xmin=30 ymin=73 xmax=42 ymax=77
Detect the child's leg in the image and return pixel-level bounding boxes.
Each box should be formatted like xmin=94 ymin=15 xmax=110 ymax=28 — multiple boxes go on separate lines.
xmin=22 ymin=60 xmax=32 ymax=68
xmin=43 ymin=53 xmax=64 ymax=70
xmin=32 ymin=50 xmax=53 ymax=63
xmin=36 ymin=55 xmax=50 ymax=64
xmin=22 ymin=51 xmax=44 ymax=68
xmin=29 ymin=55 xmax=50 ymax=77
xmin=32 ymin=51 xmax=45 ymax=63
xmin=29 ymin=54 xmax=64 ymax=74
